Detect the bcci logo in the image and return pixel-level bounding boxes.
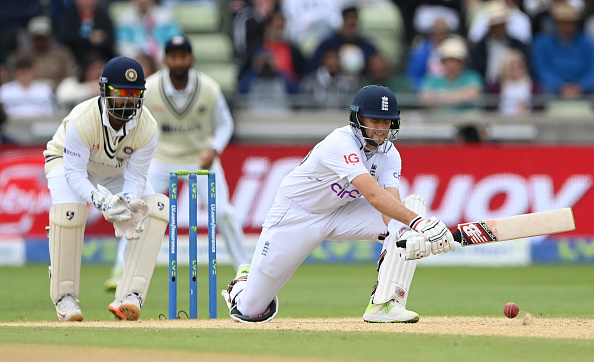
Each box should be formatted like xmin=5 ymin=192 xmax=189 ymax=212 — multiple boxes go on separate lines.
xmin=125 ymin=68 xmax=138 ymax=82
xmin=381 ymin=96 xmax=389 ymax=111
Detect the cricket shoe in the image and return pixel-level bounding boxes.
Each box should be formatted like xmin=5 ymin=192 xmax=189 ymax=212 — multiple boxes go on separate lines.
xmin=55 ymin=294 xmax=83 ymax=322
xmin=363 ymin=299 xmax=419 ymax=323
xmin=221 ymin=263 xmax=251 ymax=310
xmin=108 ymin=292 xmax=142 ymax=321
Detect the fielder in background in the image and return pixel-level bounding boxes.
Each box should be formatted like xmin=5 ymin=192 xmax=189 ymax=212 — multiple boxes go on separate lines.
xmin=44 ymin=56 xmax=169 ymax=321
xmin=105 ymin=35 xmax=248 ymax=290
xmin=222 ymin=85 xmax=455 ymax=323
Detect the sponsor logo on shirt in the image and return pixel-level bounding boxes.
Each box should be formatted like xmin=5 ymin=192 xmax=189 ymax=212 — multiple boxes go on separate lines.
xmin=63 ymin=147 xmax=81 ymax=158
xmin=343 ymin=153 xmax=360 ymax=164
xmin=393 ymin=172 xmax=400 ymax=179
xmin=331 ymin=182 xmax=361 ymax=199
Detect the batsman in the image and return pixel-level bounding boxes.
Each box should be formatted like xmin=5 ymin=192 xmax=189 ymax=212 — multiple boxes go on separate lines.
xmin=43 ymin=56 xmax=169 ymax=321
xmin=223 ymin=85 xmax=455 ymax=323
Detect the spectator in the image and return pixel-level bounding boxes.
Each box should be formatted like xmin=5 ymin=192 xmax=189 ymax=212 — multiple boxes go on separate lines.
xmin=232 ymin=0 xmax=278 ymax=57
xmin=362 ymin=53 xmax=413 ymax=94
xmin=282 ymin=0 xmax=342 ymax=47
xmin=15 ymin=16 xmax=76 ymax=91
xmin=532 ymin=2 xmax=594 ymax=97
xmin=114 ymin=0 xmax=182 ymax=63
xmin=309 ymin=6 xmax=377 ymax=75
xmin=0 ymin=53 xmax=56 ymax=118
xmin=468 ymin=1 xmax=531 ymax=87
xmin=406 ymin=17 xmax=452 ymax=92
xmin=393 ymin=0 xmax=466 ymax=44
xmin=300 ymin=48 xmax=361 ymax=109
xmin=419 ymin=37 xmax=484 ymax=114
xmin=0 ymin=0 xmax=43 ymax=83
xmin=59 ymin=0 xmax=115 ymax=64
xmin=456 ymin=123 xmax=487 ymax=143
xmin=468 ymin=0 xmax=532 ymax=45
xmin=55 ymin=52 xmax=105 ymax=109
xmin=488 ymin=49 xmax=538 ymax=114
xmin=523 ymin=0 xmax=584 ymax=34
xmin=239 ymin=11 xmax=307 ymax=82
xmin=238 ymin=51 xmax=298 ymax=111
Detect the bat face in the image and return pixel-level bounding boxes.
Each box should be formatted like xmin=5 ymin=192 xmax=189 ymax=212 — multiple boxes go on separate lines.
xmin=456 ymin=208 xmax=575 ymax=246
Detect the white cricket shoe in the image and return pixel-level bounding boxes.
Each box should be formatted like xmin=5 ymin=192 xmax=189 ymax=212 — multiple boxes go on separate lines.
xmin=363 ymin=299 xmax=419 ymax=323
xmin=108 ymin=292 xmax=142 ymax=321
xmin=55 ymin=294 xmax=83 ymax=322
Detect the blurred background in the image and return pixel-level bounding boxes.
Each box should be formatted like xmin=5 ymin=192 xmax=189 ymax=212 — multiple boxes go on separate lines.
xmin=0 ymin=0 xmax=592 ymax=268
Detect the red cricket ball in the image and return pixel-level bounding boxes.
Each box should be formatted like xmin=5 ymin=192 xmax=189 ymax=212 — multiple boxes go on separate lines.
xmin=504 ymin=302 xmax=520 ymax=318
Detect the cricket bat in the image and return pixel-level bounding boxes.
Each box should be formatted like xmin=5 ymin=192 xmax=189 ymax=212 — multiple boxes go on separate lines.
xmin=396 ymin=208 xmax=575 ymax=247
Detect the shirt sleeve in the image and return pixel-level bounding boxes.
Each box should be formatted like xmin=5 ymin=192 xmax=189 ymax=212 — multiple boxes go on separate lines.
xmin=122 ymin=130 xmax=158 ymax=198
xmin=63 ymin=121 xmax=96 ymax=201
xmin=211 ymin=93 xmax=234 ymax=155
xmin=320 ymin=134 xmax=368 ymax=182
xmin=376 ymin=149 xmax=402 ymax=189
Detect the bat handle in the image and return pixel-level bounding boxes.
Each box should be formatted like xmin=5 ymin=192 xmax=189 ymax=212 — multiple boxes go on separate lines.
xmin=395 ymin=229 xmax=462 ymax=248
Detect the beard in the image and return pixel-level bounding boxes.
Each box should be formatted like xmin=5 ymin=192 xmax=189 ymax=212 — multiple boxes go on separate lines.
xmin=169 ymin=67 xmax=190 ymax=82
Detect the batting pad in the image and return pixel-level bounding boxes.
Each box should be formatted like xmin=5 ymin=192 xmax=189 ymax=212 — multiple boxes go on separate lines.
xmin=49 ymin=203 xmax=89 ymax=304
xmin=116 ymin=194 xmax=169 ymax=303
xmin=373 ymin=194 xmax=426 ymax=305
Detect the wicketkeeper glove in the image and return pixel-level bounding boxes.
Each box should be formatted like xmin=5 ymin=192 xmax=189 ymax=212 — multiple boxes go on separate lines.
xmin=90 ymin=185 xmax=132 ymax=222
xmin=113 ymin=199 xmax=149 ymax=240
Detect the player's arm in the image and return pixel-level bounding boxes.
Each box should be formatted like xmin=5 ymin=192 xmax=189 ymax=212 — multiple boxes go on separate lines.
xmin=351 ymin=173 xmax=417 ymax=225
xmin=201 ymin=94 xmax=233 ymax=169
xmin=63 ymin=121 xmax=98 ymax=201
xmin=352 ymin=173 xmax=455 ymax=255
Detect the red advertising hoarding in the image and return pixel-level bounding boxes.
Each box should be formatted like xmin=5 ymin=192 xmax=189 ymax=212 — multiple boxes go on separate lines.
xmin=0 ymin=144 xmax=590 ymax=239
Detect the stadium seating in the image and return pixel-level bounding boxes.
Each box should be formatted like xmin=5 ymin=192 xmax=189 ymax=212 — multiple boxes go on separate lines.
xmin=196 ymin=63 xmax=238 ymax=94
xmin=187 ymin=33 xmax=233 ymax=63
xmin=172 ymin=2 xmax=221 ymax=33
xmin=358 ymin=3 xmax=404 ymax=69
xmin=545 ymin=100 xmax=594 ymax=117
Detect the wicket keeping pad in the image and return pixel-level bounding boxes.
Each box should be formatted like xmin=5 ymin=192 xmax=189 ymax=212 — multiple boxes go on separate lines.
xmin=116 ymin=194 xmax=169 ymax=302
xmin=49 ymin=203 xmax=89 ymax=304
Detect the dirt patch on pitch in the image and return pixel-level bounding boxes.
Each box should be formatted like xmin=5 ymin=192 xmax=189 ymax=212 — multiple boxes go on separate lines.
xmin=2 ymin=315 xmax=594 ymax=339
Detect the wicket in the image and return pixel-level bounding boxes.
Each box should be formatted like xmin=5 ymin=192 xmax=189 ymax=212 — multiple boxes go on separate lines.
xmin=168 ymin=170 xmax=217 ymax=319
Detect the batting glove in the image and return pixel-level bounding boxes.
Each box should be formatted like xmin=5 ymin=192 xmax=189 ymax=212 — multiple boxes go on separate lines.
xmin=410 ymin=216 xmax=455 ymax=254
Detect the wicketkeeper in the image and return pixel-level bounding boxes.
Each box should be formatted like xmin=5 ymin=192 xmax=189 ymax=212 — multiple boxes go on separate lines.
xmin=43 ymin=56 xmax=168 ymax=321
xmin=222 ymin=85 xmax=455 ymax=323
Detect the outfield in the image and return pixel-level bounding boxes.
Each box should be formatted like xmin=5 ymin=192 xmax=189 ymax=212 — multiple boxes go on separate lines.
xmin=1 ymin=264 xmax=594 ymax=361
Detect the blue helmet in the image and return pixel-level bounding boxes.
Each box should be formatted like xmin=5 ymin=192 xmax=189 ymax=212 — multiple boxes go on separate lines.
xmin=99 ymin=56 xmax=146 ymax=122
xmin=349 ymin=85 xmax=400 ymax=152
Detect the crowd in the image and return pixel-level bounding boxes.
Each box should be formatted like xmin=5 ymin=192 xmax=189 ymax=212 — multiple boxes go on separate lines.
xmin=1 ymin=0 xmax=594 ymax=143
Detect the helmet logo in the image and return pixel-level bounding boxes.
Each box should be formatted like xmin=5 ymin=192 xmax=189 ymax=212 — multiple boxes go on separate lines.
xmin=125 ymin=68 xmax=138 ymax=82
xmin=381 ymin=96 xmax=389 ymax=111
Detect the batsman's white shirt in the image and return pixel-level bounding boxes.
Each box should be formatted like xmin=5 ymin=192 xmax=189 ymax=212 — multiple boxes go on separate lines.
xmin=237 ymin=125 xmax=403 ymax=317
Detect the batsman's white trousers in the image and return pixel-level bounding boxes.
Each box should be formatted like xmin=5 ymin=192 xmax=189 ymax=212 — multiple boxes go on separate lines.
xmin=237 ymin=192 xmax=387 ymax=317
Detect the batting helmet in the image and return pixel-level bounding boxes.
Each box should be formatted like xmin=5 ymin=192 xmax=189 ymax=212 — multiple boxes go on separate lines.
xmin=349 ymin=85 xmax=400 ymax=152
xmin=99 ymin=56 xmax=146 ymax=122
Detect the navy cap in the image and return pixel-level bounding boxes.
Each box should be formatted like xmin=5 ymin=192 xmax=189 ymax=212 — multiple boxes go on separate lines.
xmin=165 ymin=35 xmax=193 ymax=54
xmin=100 ymin=56 xmax=146 ymax=90
xmin=349 ymin=85 xmax=400 ymax=120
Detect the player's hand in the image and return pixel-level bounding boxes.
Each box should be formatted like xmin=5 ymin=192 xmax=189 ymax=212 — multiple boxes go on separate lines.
xmin=90 ymin=185 xmax=132 ymax=222
xmin=199 ymin=149 xmax=217 ymax=169
xmin=396 ymin=229 xmax=432 ymax=260
xmin=113 ymin=199 xmax=149 ymax=240
xmin=410 ymin=216 xmax=455 ymax=254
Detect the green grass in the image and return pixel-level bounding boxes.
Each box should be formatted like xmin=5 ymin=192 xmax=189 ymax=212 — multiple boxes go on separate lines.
xmin=1 ymin=264 xmax=594 ymax=361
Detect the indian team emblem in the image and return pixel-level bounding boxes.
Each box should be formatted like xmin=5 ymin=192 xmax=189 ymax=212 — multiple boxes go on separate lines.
xmin=124 ymin=147 xmax=134 ymax=154
xmin=125 ymin=68 xmax=138 ymax=82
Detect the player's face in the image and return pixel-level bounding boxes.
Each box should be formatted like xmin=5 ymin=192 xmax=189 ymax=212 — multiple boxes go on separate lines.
xmin=106 ymin=87 xmax=143 ymax=122
xmin=164 ymin=50 xmax=194 ymax=80
xmin=360 ymin=116 xmax=391 ymax=147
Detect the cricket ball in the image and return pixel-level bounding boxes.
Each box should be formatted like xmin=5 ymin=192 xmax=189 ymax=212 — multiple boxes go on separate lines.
xmin=504 ymin=302 xmax=519 ymax=319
